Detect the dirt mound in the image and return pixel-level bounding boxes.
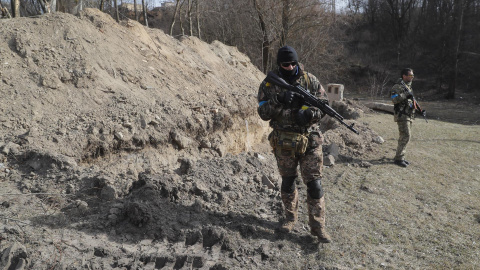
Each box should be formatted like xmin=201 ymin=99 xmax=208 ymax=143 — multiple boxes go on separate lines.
xmin=1 ymin=9 xmax=267 ymax=162
xmin=0 ymin=9 xmax=383 ymax=269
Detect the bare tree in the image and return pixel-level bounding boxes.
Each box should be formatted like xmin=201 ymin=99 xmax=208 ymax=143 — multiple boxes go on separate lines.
xmin=365 ymin=0 xmax=379 ymax=26
xmin=113 ymin=0 xmax=119 ymax=22
xmin=179 ymin=0 xmax=185 ymax=35
xmin=134 ymin=0 xmax=138 ymax=21
xmin=383 ymin=0 xmax=416 ymax=43
xmin=447 ymin=0 xmax=466 ymax=99
xmin=11 ymin=0 xmax=20 ymax=17
xmin=280 ymin=0 xmax=291 ymax=46
xmin=170 ymin=0 xmax=181 ymax=35
xmin=195 ymin=0 xmax=201 ymax=39
xmin=252 ymin=0 xmax=271 ymax=72
xmin=142 ymin=0 xmax=148 ymax=26
xmin=1 ymin=2 xmax=12 ymax=17
xmin=187 ymin=0 xmax=193 ymax=36
xmin=38 ymin=0 xmax=50 ymax=13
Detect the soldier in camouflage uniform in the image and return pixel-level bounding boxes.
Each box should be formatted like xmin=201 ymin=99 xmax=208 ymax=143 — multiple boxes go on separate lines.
xmin=391 ymin=68 xmax=416 ymax=167
xmin=257 ymin=46 xmax=331 ymax=243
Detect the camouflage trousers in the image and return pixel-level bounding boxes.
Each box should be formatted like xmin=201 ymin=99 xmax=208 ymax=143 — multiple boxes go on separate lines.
xmin=394 ymin=120 xmax=412 ymax=161
xmin=273 ymin=132 xmax=323 ymax=183
xmin=274 ymin=131 xmax=331 ymax=241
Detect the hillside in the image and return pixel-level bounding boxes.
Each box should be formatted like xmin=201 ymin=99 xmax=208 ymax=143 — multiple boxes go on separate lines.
xmin=1 ymin=9 xmax=480 ymax=270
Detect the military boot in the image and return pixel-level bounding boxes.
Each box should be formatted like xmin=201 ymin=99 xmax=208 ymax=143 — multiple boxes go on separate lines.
xmin=280 ymin=189 xmax=299 ymax=233
xmin=307 ymin=195 xmax=331 ymax=243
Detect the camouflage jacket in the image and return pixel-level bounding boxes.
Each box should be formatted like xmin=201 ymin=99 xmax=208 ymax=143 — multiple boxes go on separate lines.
xmin=257 ymin=64 xmax=327 ymax=132
xmin=391 ymin=78 xmax=415 ymax=122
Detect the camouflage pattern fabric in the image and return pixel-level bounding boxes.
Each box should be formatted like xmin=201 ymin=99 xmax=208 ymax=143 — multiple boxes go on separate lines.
xmin=307 ymin=195 xmax=331 ymax=242
xmin=394 ymin=120 xmax=412 ymax=161
xmin=391 ymin=78 xmax=415 ymax=122
xmin=257 ymin=64 xmax=327 ymax=126
xmin=274 ymin=131 xmax=323 ymax=182
xmin=280 ymin=189 xmax=299 ymax=232
xmin=257 ymin=64 xmax=326 ymax=183
xmin=257 ymin=64 xmax=331 ymax=241
xmin=391 ymin=78 xmax=415 ymax=161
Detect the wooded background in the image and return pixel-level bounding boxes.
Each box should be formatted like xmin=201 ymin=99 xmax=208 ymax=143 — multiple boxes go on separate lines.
xmin=2 ymin=0 xmax=479 ymax=99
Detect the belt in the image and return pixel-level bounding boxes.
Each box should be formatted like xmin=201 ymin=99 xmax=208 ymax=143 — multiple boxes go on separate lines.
xmin=273 ymin=125 xmax=308 ymax=134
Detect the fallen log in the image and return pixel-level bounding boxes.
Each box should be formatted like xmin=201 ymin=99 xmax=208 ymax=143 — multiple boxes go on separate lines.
xmin=364 ymin=102 xmax=394 ymax=114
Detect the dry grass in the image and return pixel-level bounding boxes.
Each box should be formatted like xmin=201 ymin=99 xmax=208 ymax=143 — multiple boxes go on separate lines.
xmin=316 ymin=111 xmax=480 ymax=269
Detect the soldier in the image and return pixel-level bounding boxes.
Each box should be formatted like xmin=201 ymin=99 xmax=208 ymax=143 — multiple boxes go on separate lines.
xmin=391 ymin=68 xmax=416 ymax=167
xmin=257 ymin=46 xmax=331 ymax=243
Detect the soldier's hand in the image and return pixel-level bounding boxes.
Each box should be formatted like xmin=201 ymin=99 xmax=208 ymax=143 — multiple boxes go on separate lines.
xmin=295 ymin=108 xmax=315 ymax=126
xmin=277 ymin=91 xmax=302 ymax=106
xmin=406 ymin=93 xmax=413 ymax=99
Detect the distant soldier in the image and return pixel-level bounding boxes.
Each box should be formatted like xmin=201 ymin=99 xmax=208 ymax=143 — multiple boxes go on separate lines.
xmin=391 ymin=68 xmax=423 ymax=167
xmin=257 ymin=46 xmax=331 ymax=243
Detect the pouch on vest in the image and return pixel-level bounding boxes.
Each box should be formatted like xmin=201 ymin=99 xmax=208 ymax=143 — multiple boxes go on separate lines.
xmin=269 ymin=130 xmax=308 ymax=156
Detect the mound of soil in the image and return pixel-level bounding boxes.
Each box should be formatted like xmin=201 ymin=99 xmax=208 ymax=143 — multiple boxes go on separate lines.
xmin=0 ymin=9 xmax=380 ymax=269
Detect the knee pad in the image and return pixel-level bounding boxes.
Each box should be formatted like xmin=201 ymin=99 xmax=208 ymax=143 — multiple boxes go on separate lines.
xmin=307 ymin=179 xmax=323 ymax=199
xmin=281 ymin=176 xmax=297 ymax=193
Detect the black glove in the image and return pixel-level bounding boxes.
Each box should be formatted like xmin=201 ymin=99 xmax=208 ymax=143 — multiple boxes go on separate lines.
xmin=295 ymin=108 xmax=315 ymax=126
xmin=277 ymin=91 xmax=301 ymax=105
xmin=406 ymin=93 xmax=413 ymax=99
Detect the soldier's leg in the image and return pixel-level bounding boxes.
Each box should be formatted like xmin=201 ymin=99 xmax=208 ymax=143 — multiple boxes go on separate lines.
xmin=279 ymin=176 xmax=298 ymax=232
xmin=300 ymin=133 xmax=331 ymax=243
xmin=394 ymin=120 xmax=412 ymax=162
xmin=275 ymin=149 xmax=299 ymax=232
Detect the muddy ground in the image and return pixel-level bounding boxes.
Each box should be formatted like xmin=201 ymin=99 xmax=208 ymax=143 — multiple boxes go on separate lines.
xmin=1 ymin=9 xmax=479 ymax=270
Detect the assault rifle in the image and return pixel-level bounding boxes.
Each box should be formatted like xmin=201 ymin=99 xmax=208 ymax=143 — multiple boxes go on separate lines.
xmin=265 ymin=72 xmax=359 ymax=134
xmin=401 ymin=80 xmax=428 ymax=123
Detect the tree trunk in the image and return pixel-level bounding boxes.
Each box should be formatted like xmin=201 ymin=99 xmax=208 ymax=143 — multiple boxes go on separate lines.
xmin=196 ymin=0 xmax=201 ymax=39
xmin=252 ymin=0 xmax=270 ymax=73
xmin=50 ymin=0 xmax=57 ymax=12
xmin=179 ymin=0 xmax=185 ymax=35
xmin=11 ymin=0 xmax=20 ymax=17
xmin=280 ymin=0 xmax=290 ymax=46
xmin=142 ymin=0 xmax=148 ymax=27
xmin=187 ymin=0 xmax=193 ymax=36
xmin=77 ymin=0 xmax=83 ymax=14
xmin=99 ymin=0 xmax=104 ymax=11
xmin=134 ymin=0 xmax=138 ymax=21
xmin=447 ymin=0 xmax=465 ymax=99
xmin=170 ymin=0 xmax=181 ymax=36
xmin=114 ymin=0 xmax=119 ymax=22
xmin=366 ymin=0 xmax=378 ymax=27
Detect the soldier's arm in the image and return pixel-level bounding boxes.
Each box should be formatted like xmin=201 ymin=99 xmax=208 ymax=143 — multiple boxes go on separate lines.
xmin=390 ymin=84 xmax=407 ymax=105
xmin=307 ymin=72 xmax=328 ymax=101
xmin=303 ymin=73 xmax=325 ymax=122
xmin=257 ymin=81 xmax=283 ymax=121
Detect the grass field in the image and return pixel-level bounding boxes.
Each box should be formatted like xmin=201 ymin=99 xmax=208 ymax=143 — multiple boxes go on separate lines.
xmin=312 ymin=109 xmax=480 ymax=269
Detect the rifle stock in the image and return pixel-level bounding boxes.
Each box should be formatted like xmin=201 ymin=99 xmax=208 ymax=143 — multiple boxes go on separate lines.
xmin=265 ymin=72 xmax=359 ymax=134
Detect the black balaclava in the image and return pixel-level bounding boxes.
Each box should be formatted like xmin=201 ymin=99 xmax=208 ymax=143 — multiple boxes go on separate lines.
xmin=277 ymin=46 xmax=299 ymax=79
